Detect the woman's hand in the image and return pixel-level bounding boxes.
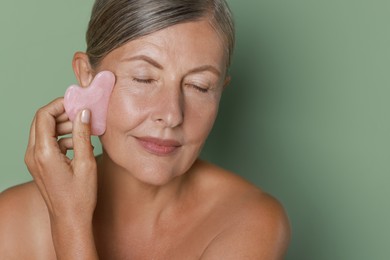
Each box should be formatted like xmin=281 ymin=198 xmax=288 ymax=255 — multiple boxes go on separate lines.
xmin=24 ymin=97 xmax=99 ymax=259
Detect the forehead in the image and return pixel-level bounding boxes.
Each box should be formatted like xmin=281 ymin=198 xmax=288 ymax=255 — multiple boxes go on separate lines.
xmin=102 ymin=20 xmax=228 ymax=73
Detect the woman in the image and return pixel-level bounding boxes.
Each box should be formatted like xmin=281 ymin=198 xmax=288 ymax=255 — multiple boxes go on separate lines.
xmin=0 ymin=0 xmax=290 ymax=259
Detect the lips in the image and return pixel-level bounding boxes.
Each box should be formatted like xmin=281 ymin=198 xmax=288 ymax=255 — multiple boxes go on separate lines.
xmin=135 ymin=136 xmax=182 ymax=156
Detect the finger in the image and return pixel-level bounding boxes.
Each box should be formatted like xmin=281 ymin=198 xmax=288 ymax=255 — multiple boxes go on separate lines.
xmin=58 ymin=137 xmax=94 ymax=156
xmin=27 ymin=115 xmax=37 ymax=149
xmin=58 ymin=137 xmax=73 ymax=155
xmin=56 ymin=112 xmax=70 ymax=123
xmin=35 ymin=98 xmax=65 ymax=152
xmin=56 ymin=121 xmax=73 ymax=137
xmin=72 ymin=109 xmax=95 ymax=172
xmin=25 ymin=115 xmax=37 ymax=177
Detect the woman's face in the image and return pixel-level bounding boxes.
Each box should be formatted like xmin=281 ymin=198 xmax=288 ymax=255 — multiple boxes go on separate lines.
xmin=96 ymin=20 xmax=228 ymax=185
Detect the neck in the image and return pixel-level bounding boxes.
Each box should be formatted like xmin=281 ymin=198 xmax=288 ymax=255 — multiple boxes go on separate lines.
xmin=94 ymin=152 xmax=190 ymax=226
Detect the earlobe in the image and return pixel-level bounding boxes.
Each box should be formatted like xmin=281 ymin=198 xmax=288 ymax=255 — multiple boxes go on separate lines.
xmin=72 ymin=52 xmax=94 ymax=87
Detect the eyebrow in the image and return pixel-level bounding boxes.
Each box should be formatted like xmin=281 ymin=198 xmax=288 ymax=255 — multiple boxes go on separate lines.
xmin=121 ymin=55 xmax=221 ymax=77
xmin=187 ymin=65 xmax=221 ymax=77
xmin=121 ymin=55 xmax=163 ymax=70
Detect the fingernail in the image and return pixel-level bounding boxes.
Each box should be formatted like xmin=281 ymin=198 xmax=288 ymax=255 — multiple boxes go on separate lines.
xmin=81 ymin=109 xmax=91 ymax=124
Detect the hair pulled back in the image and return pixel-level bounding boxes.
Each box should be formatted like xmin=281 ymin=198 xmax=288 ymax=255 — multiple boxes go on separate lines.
xmin=86 ymin=0 xmax=235 ymax=68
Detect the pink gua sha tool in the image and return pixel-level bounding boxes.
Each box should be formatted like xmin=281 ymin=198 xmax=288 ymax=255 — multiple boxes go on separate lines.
xmin=64 ymin=71 xmax=115 ymax=136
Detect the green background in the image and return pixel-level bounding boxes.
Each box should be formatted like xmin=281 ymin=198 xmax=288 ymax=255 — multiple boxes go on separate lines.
xmin=1 ymin=0 xmax=389 ymax=259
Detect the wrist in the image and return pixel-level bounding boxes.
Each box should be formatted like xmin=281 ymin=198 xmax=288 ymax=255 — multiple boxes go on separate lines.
xmin=50 ymin=221 xmax=98 ymax=260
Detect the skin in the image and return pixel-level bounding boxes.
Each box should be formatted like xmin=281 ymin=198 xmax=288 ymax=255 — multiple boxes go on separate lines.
xmin=0 ymin=20 xmax=290 ymax=259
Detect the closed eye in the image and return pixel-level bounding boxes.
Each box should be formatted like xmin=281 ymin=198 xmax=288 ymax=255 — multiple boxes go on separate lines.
xmin=187 ymin=84 xmax=208 ymax=93
xmin=133 ymin=78 xmax=155 ymax=84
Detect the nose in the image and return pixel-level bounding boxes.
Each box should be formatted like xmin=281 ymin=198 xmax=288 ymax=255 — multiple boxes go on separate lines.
xmin=151 ymin=86 xmax=184 ymax=128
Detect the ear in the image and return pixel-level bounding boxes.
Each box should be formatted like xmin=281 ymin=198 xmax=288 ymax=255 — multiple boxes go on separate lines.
xmin=223 ymin=75 xmax=231 ymax=90
xmin=72 ymin=52 xmax=94 ymax=87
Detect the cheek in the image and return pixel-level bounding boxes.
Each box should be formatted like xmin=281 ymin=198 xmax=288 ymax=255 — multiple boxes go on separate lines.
xmin=185 ymin=98 xmax=220 ymax=141
xmin=105 ymin=88 xmax=152 ymax=131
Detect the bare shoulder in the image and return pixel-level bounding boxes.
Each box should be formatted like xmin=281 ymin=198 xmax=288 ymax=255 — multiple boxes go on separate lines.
xmin=0 ymin=182 xmax=55 ymax=259
xmin=0 ymin=181 xmax=44 ymax=228
xmin=193 ymin=160 xmax=291 ymax=259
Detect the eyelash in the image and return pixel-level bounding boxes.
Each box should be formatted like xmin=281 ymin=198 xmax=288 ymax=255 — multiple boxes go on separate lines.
xmin=133 ymin=78 xmax=208 ymax=93
xmin=133 ymin=78 xmax=155 ymax=84
xmin=188 ymin=84 xmax=208 ymax=93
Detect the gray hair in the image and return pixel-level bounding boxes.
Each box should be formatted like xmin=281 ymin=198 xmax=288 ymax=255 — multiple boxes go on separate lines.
xmin=86 ymin=0 xmax=235 ymax=68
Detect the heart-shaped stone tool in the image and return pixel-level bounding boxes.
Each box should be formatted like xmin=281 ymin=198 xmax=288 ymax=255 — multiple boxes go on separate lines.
xmin=64 ymin=71 xmax=115 ymax=136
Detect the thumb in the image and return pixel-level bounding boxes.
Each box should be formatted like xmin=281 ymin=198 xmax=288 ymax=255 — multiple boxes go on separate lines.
xmin=73 ymin=109 xmax=95 ymax=164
